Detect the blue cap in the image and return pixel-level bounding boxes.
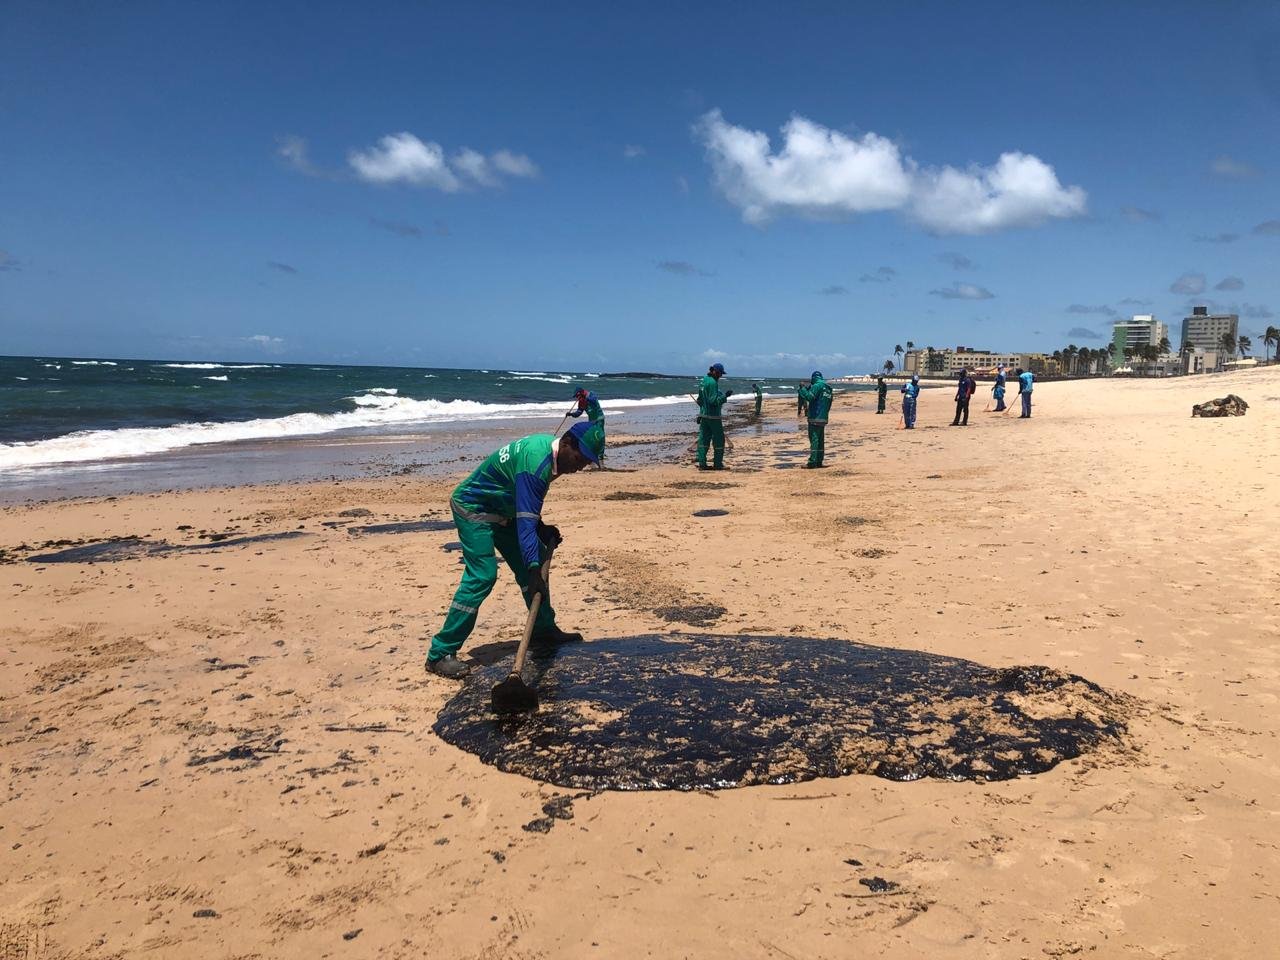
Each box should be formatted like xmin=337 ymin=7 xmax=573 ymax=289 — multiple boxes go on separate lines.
xmin=912 ymin=373 xmax=920 ymax=382
xmin=811 ymin=370 xmax=823 ymax=380
xmin=565 ymin=420 xmax=604 ymax=464
xmin=710 ymin=362 xmax=725 ymax=374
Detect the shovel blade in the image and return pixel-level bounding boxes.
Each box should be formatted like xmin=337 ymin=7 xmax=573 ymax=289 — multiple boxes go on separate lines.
xmin=491 ymin=673 xmax=539 ymax=714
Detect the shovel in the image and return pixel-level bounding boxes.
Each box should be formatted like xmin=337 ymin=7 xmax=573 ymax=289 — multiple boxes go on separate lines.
xmin=491 ymin=553 xmax=553 ymax=714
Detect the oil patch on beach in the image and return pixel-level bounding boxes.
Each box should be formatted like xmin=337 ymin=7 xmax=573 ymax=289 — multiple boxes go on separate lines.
xmin=433 ymin=633 xmax=1132 ymax=791
xmin=22 ymin=531 xmax=312 ymax=564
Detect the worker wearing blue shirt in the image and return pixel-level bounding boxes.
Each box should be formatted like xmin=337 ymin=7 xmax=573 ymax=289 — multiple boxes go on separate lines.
xmin=1015 ymin=368 xmax=1034 ymax=418
xmin=900 ymin=374 xmax=920 ymax=429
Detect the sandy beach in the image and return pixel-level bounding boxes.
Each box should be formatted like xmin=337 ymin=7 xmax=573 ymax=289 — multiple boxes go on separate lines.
xmin=2 ymin=368 xmax=1278 ymax=959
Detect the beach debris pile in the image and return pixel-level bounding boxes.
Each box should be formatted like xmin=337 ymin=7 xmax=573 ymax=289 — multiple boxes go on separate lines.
xmin=433 ymin=633 xmax=1133 ymax=791
xmin=1191 ymin=394 xmax=1248 ymax=418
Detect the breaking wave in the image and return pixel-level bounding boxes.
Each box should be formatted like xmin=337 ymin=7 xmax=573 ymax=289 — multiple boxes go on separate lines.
xmin=0 ymin=392 xmax=691 ymax=469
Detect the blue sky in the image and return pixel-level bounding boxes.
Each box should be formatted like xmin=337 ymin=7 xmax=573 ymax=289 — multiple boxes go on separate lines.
xmin=2 ymin=0 xmax=1279 ymax=375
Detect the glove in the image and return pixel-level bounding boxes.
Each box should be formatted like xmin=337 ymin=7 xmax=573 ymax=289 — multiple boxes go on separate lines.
xmin=536 ymin=521 xmax=562 ymax=549
xmin=526 ymin=564 xmax=548 ymax=598
xmin=723 ymin=390 xmax=734 ymax=398
xmin=695 ymin=415 xmax=702 ymax=425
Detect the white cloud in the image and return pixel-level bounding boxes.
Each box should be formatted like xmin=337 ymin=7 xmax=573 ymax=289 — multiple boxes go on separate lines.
xmin=1211 ymin=155 xmax=1260 ymax=180
xmin=930 ymin=282 xmax=995 ymax=300
xmin=1121 ymin=205 xmax=1161 ymax=222
xmin=623 ymin=144 xmax=646 ymax=159
xmin=1170 ymin=272 xmax=1206 ymax=295
xmin=910 ymin=152 xmax=1086 ymax=235
xmin=349 ymin=133 xmax=461 ymax=190
xmin=348 ymin=134 xmax=537 ymax=190
xmin=243 ymin=334 xmax=286 ymax=355
xmin=694 ymin=110 xmax=1086 ymax=234
xmin=1215 ymin=276 xmax=1245 ymax=291
xmin=700 ymin=347 xmax=868 ymax=375
xmin=276 ymin=135 xmax=320 ymax=176
xmin=452 ymin=147 xmax=499 ymax=187
xmin=695 ymin=109 xmax=913 ymax=225
xmin=491 ymin=150 xmax=539 ymax=179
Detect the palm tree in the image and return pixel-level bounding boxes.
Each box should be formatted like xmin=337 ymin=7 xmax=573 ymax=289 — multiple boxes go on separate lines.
xmin=1158 ymin=335 xmax=1171 ymax=356
xmin=894 ymin=344 xmax=904 ymax=370
xmin=1238 ymin=335 xmax=1252 ymax=359
xmin=1219 ymin=331 xmax=1237 ymax=368
xmin=1178 ymin=338 xmax=1194 ymax=374
xmin=1065 ymin=344 xmax=1078 ymax=376
xmin=1264 ymin=326 xmax=1280 ymax=363
xmin=905 ymin=340 xmax=915 ymax=358
xmin=883 ymin=359 xmax=894 ymax=374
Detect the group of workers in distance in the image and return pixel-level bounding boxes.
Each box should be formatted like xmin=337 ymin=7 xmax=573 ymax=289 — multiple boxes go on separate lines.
xmin=878 ymin=363 xmax=1034 ymax=429
xmin=695 ymin=363 xmax=833 ymax=469
xmin=426 ymin=362 xmax=1036 ymax=679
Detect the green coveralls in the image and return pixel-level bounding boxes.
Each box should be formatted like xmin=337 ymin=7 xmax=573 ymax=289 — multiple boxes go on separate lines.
xmin=428 ymin=434 xmax=561 ymax=662
xmin=798 ymin=375 xmax=833 ymax=467
xmin=753 ymin=385 xmax=763 ymax=417
xmin=572 ymin=392 xmax=605 ymax=428
xmin=696 ymin=374 xmax=728 ymax=468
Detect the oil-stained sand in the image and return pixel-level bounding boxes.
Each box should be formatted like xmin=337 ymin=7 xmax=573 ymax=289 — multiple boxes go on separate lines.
xmin=434 ymin=633 xmax=1132 ymax=791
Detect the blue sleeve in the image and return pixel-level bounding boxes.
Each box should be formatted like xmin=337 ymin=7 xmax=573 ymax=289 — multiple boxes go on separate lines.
xmin=514 ymin=471 xmax=548 ymax=567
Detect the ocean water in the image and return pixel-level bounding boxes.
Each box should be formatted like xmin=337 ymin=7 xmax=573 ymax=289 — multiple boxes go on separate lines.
xmin=0 ymin=356 xmax=831 ymax=470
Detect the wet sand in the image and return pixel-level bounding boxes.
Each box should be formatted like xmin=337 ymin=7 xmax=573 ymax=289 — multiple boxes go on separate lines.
xmin=2 ymin=368 xmax=1278 ymax=958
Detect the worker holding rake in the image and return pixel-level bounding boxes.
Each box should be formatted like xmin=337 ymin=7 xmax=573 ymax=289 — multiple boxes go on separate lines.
xmin=425 ymin=419 xmax=606 ymax=679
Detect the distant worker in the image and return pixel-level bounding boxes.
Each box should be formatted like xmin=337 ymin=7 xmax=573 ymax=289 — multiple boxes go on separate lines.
xmin=796 ymin=383 xmax=808 ymax=418
xmin=570 ymin=387 xmax=605 ymax=427
xmin=426 ymin=420 xmax=606 ymax=679
xmin=951 ymin=368 xmax=976 ymax=426
xmin=797 ymin=370 xmax=834 ymax=467
xmin=1015 ymin=367 xmax=1034 ymax=418
xmin=876 ymin=375 xmax=888 ymax=414
xmin=900 ymin=373 xmax=920 ymax=429
xmin=992 ymin=364 xmax=1007 ymax=412
xmin=752 ymin=382 xmax=763 ymax=418
xmin=696 ymin=362 xmax=732 ymax=469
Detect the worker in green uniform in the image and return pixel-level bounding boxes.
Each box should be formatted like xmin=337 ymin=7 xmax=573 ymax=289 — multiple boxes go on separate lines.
xmin=876 ymin=376 xmax=888 ymax=414
xmin=425 ymin=420 xmax=607 ymax=679
xmin=752 ymin=382 xmax=763 ymax=418
xmin=570 ymin=387 xmax=604 ymax=427
xmin=796 ymin=384 xmax=808 ymax=417
xmin=696 ymin=362 xmax=732 ymax=469
xmin=797 ymin=370 xmax=833 ymax=467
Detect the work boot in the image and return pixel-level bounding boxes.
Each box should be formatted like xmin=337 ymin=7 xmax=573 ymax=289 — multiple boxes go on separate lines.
xmin=425 ymin=655 xmax=471 ymax=679
xmin=532 ymin=626 xmax=583 ymax=645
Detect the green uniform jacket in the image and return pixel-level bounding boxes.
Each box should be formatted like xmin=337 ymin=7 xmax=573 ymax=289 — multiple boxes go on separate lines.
xmin=452 ymin=434 xmax=555 ymax=569
xmin=798 ymin=376 xmax=834 ymax=423
xmin=697 ymin=374 xmax=728 ymax=419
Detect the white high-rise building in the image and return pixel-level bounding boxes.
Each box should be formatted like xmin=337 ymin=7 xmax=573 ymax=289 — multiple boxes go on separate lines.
xmin=1111 ymin=315 xmax=1169 ymax=356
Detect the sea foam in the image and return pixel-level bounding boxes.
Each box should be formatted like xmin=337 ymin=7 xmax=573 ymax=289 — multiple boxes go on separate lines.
xmin=0 ymin=392 xmax=691 ymax=469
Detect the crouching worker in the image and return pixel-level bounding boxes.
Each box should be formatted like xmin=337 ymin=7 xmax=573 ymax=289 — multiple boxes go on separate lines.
xmin=426 ymin=420 xmax=606 ymax=679
xmin=570 ymin=387 xmax=604 ymax=427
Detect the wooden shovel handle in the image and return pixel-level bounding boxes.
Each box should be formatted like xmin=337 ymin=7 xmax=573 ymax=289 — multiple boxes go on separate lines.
xmin=511 ymin=553 xmax=552 ymax=677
